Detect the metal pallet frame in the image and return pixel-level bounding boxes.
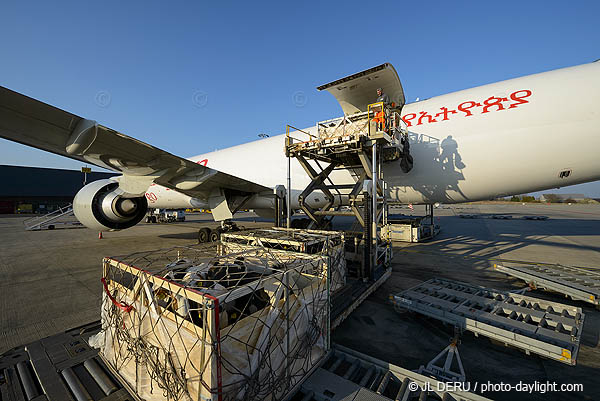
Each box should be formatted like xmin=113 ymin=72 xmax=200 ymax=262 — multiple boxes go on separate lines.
xmin=494 ymin=262 xmax=600 ymax=306
xmin=291 ymin=344 xmax=492 ymax=401
xmin=390 ymin=278 xmax=584 ymax=365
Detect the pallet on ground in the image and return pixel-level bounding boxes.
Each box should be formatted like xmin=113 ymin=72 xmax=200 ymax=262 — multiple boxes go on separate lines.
xmin=390 ymin=278 xmax=584 ymax=365
xmin=494 ymin=261 xmax=600 ymax=306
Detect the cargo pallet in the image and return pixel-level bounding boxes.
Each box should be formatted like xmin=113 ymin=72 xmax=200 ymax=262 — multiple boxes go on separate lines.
xmin=1 ymin=327 xmax=486 ymax=401
xmin=494 ymin=261 xmax=600 ymax=306
xmin=390 ymin=278 xmax=584 ymax=365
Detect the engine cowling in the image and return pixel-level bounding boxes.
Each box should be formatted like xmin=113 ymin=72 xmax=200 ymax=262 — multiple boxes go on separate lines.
xmin=73 ymin=179 xmax=148 ymax=231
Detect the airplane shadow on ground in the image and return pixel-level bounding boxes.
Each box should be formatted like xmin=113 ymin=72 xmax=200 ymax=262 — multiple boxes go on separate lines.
xmin=424 ymin=216 xmax=600 ymax=258
xmin=387 ymin=133 xmax=469 ymax=203
xmin=159 ymin=232 xmax=199 ymax=240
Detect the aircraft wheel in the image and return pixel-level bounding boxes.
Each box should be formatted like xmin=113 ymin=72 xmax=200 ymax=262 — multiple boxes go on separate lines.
xmin=209 ymin=228 xmax=222 ymax=242
xmin=198 ymin=227 xmax=211 ymax=243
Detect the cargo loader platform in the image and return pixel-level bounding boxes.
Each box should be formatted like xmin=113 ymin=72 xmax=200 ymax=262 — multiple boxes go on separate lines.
xmin=0 ymin=321 xmax=133 ymax=401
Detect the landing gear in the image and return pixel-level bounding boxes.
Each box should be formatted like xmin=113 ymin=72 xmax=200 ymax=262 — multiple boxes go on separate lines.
xmin=198 ymin=227 xmax=211 ymax=243
xmin=197 ymin=220 xmax=241 ymax=244
xmin=209 ymin=228 xmax=221 ymax=243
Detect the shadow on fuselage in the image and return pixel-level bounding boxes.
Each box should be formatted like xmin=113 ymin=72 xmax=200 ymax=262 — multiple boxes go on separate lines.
xmin=386 ymin=132 xmax=469 ymax=203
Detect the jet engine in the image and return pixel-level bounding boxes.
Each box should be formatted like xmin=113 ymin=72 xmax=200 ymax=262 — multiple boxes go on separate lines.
xmin=73 ymin=179 xmax=148 ymax=231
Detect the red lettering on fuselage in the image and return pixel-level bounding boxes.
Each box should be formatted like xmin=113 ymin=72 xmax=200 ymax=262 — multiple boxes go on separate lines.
xmin=145 ymin=192 xmax=157 ymax=203
xmin=403 ymin=89 xmax=532 ymax=127
xmin=196 ymin=159 xmax=208 ymax=166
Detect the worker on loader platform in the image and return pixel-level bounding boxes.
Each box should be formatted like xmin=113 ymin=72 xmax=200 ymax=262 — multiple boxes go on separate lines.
xmin=376 ymin=88 xmax=390 ymax=106
xmin=374 ymin=88 xmax=391 ymax=132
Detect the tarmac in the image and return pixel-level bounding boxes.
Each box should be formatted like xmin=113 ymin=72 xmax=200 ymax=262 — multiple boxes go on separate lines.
xmin=335 ymin=202 xmax=600 ymax=401
xmin=1 ymin=203 xmax=599 ymax=400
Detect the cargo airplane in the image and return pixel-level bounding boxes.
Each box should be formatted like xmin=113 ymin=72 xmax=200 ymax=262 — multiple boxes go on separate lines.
xmin=1 ymin=61 xmax=599 ymax=236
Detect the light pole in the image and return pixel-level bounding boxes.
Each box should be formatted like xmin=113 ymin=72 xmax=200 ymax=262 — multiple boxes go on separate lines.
xmin=81 ymin=166 xmax=91 ymax=186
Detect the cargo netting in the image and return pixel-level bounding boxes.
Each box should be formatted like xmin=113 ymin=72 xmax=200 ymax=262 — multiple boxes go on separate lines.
xmin=97 ymin=240 xmax=337 ymax=401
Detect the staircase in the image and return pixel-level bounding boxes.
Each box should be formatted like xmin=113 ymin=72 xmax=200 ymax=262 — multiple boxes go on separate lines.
xmin=23 ymin=204 xmax=82 ymax=231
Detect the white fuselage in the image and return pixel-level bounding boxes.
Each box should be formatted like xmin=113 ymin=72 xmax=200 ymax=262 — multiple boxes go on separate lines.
xmin=145 ymin=62 xmax=600 ymax=210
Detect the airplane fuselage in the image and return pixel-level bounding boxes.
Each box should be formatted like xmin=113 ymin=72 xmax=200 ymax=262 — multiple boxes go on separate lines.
xmin=145 ymin=62 xmax=600 ymax=211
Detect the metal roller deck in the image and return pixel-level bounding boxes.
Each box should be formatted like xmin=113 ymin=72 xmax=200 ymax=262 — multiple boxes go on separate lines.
xmin=390 ymin=278 xmax=584 ymax=365
xmin=0 ymin=322 xmax=133 ymax=401
xmin=494 ymin=261 xmax=600 ymax=306
xmin=290 ymin=344 xmax=492 ymax=401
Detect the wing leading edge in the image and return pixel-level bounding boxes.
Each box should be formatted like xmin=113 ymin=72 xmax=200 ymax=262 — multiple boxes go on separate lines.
xmin=0 ymin=86 xmax=270 ymax=200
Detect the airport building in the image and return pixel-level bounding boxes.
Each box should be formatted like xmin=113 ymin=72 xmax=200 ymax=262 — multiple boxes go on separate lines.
xmin=0 ymin=165 xmax=116 ymax=214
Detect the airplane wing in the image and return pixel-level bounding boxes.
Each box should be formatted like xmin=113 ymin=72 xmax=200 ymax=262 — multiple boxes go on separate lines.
xmin=0 ymin=86 xmax=270 ymax=205
xmin=317 ymin=63 xmax=405 ymax=115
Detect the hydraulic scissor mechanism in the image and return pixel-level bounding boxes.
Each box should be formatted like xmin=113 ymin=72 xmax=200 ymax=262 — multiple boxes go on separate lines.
xmin=286 ymin=102 xmax=412 ymax=229
xmin=285 ymin=102 xmax=412 ymax=278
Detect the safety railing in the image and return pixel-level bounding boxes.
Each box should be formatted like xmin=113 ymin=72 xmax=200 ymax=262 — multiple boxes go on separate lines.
xmin=23 ymin=203 xmax=75 ymax=230
xmin=285 ymin=124 xmax=316 ymax=147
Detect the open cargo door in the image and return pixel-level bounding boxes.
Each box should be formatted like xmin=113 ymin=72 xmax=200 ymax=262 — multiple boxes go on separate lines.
xmin=317 ymin=63 xmax=405 ymax=115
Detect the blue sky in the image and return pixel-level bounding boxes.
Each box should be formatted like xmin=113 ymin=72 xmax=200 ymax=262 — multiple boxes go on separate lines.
xmin=1 ymin=1 xmax=599 ymax=197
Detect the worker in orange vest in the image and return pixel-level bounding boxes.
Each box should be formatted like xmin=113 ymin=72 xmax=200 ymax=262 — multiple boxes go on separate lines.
xmin=374 ymin=88 xmax=390 ymax=131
